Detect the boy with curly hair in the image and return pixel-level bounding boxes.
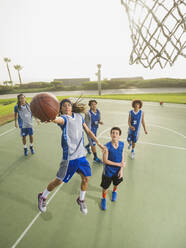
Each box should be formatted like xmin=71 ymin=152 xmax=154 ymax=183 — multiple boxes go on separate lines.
xmin=127 ymin=100 xmax=147 ymax=159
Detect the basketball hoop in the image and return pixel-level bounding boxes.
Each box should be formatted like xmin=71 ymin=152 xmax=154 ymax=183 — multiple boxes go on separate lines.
xmin=121 ymin=0 xmax=186 ymax=69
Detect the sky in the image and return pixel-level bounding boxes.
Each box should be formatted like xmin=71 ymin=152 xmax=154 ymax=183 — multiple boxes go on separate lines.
xmin=0 ymin=0 xmax=186 ymax=83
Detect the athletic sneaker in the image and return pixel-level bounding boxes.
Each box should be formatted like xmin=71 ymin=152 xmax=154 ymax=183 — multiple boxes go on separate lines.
xmin=112 ymin=191 xmax=117 ymax=202
xmin=24 ymin=148 xmax=28 ymax=156
xmin=93 ymin=157 xmax=102 ymax=164
xmin=85 ymin=146 xmax=91 ymax=155
xmin=131 ymin=151 xmax=135 ymax=159
xmin=101 ymin=198 xmax=106 ymax=210
xmin=38 ymin=192 xmax=47 ymax=212
xmin=30 ymin=146 xmax=35 ymax=155
xmin=77 ymin=197 xmax=88 ymax=215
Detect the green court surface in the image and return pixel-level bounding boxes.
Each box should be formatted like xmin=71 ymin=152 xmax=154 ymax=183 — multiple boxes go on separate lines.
xmin=0 ymin=99 xmax=186 ymax=248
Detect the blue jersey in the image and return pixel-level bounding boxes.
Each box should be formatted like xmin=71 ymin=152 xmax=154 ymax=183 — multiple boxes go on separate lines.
xmin=103 ymin=141 xmax=124 ymax=177
xmin=85 ymin=109 xmax=100 ymax=134
xmin=129 ymin=109 xmax=142 ymax=133
xmin=58 ymin=113 xmax=86 ymax=160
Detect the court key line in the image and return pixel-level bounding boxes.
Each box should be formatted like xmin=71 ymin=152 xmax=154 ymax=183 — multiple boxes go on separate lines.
xmin=100 ymin=135 xmax=186 ymax=151
xmin=11 ymin=183 xmax=64 ymax=248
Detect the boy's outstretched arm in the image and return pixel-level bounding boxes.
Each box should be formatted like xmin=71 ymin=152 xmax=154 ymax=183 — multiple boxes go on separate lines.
xmin=142 ymin=112 xmax=148 ymax=134
xmin=83 ymin=122 xmax=105 ymax=151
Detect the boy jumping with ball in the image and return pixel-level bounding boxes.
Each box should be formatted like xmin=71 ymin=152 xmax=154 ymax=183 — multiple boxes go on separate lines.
xmin=127 ymin=99 xmax=147 ymax=159
xmin=101 ymin=127 xmax=125 ymax=211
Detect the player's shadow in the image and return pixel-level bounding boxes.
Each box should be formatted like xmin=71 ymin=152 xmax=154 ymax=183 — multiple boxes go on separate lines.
xmin=0 ymin=156 xmax=26 ymax=184
xmin=39 ymin=211 xmax=53 ymax=221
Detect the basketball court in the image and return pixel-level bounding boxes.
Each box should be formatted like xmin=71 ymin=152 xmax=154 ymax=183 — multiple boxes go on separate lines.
xmin=0 ymin=99 xmax=186 ymax=248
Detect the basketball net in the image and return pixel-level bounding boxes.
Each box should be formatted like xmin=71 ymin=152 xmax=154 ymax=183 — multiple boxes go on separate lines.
xmin=121 ymin=0 xmax=186 ymax=69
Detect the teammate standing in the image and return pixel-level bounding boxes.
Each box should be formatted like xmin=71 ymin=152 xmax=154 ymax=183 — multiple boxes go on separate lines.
xmin=101 ymin=127 xmax=125 ymax=210
xmin=85 ymin=100 xmax=103 ymax=163
xmin=14 ymin=94 xmax=35 ymax=156
xmin=127 ymin=100 xmax=147 ymax=159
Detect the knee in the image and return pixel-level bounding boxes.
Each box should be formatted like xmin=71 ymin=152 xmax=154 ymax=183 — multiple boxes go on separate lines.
xmin=82 ymin=177 xmax=89 ymax=184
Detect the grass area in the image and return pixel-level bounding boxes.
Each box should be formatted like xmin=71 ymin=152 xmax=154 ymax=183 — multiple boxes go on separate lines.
xmin=0 ymin=93 xmax=186 ymax=125
xmin=1 ymin=78 xmax=186 ymax=95
xmin=82 ymin=93 xmax=186 ymax=104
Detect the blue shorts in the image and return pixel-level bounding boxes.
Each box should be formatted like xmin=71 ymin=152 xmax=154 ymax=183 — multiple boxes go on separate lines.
xmin=127 ymin=129 xmax=138 ymax=143
xmin=20 ymin=128 xmax=33 ymax=137
xmin=88 ymin=129 xmax=97 ymax=146
xmin=56 ymin=156 xmax=91 ymax=183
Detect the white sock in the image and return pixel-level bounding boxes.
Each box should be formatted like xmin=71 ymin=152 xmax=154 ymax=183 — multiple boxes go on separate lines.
xmin=24 ymin=145 xmax=27 ymax=148
xmin=42 ymin=189 xmax=51 ymax=199
xmin=30 ymin=143 xmax=33 ymax=147
xmin=80 ymin=190 xmax=86 ymax=201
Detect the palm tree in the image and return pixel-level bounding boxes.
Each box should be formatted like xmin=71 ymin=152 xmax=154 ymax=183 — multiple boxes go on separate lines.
xmin=3 ymin=81 xmax=9 ymax=86
xmin=3 ymin=57 xmax=13 ymax=84
xmin=14 ymin=65 xmax=23 ymax=85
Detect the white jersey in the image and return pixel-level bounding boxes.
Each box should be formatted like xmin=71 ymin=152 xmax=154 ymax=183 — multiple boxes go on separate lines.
xmin=58 ymin=113 xmax=86 ymax=160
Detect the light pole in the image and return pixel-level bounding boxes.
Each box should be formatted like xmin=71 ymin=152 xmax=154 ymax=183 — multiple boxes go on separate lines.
xmin=97 ymin=64 xmax=102 ymax=96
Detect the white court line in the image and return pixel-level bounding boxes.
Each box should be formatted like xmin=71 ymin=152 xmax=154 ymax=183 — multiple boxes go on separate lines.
xmin=98 ymin=123 xmax=186 ymax=139
xmin=0 ymin=121 xmax=43 ymax=139
xmin=0 ymin=127 xmax=15 ymax=137
xmin=100 ymin=135 xmax=186 ymax=151
xmin=150 ymin=124 xmax=186 ymax=139
xmin=11 ymin=183 xmax=64 ymax=248
xmin=139 ymin=141 xmax=186 ymax=151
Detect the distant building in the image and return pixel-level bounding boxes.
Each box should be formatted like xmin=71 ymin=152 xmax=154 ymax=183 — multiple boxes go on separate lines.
xmin=110 ymin=77 xmax=144 ymax=81
xmin=53 ymin=78 xmax=90 ymax=86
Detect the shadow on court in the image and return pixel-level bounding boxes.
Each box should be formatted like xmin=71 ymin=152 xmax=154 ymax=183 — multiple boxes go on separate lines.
xmin=0 ymin=156 xmax=27 ymax=184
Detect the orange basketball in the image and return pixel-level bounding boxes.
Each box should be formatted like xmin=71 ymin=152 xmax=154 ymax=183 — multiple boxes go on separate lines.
xmin=30 ymin=92 xmax=60 ymax=122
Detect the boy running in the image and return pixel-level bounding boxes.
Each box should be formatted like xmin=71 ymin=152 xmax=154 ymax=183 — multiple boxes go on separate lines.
xmin=85 ymin=100 xmax=103 ymax=163
xmin=14 ymin=94 xmax=35 ymax=156
xmin=127 ymin=100 xmax=147 ymax=159
xmin=101 ymin=127 xmax=125 ymax=211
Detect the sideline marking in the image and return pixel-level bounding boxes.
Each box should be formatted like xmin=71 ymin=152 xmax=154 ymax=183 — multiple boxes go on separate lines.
xmin=0 ymin=121 xmax=42 ymax=139
xmin=0 ymin=127 xmax=15 ymax=137
xmin=11 ymin=183 xmax=64 ymax=248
